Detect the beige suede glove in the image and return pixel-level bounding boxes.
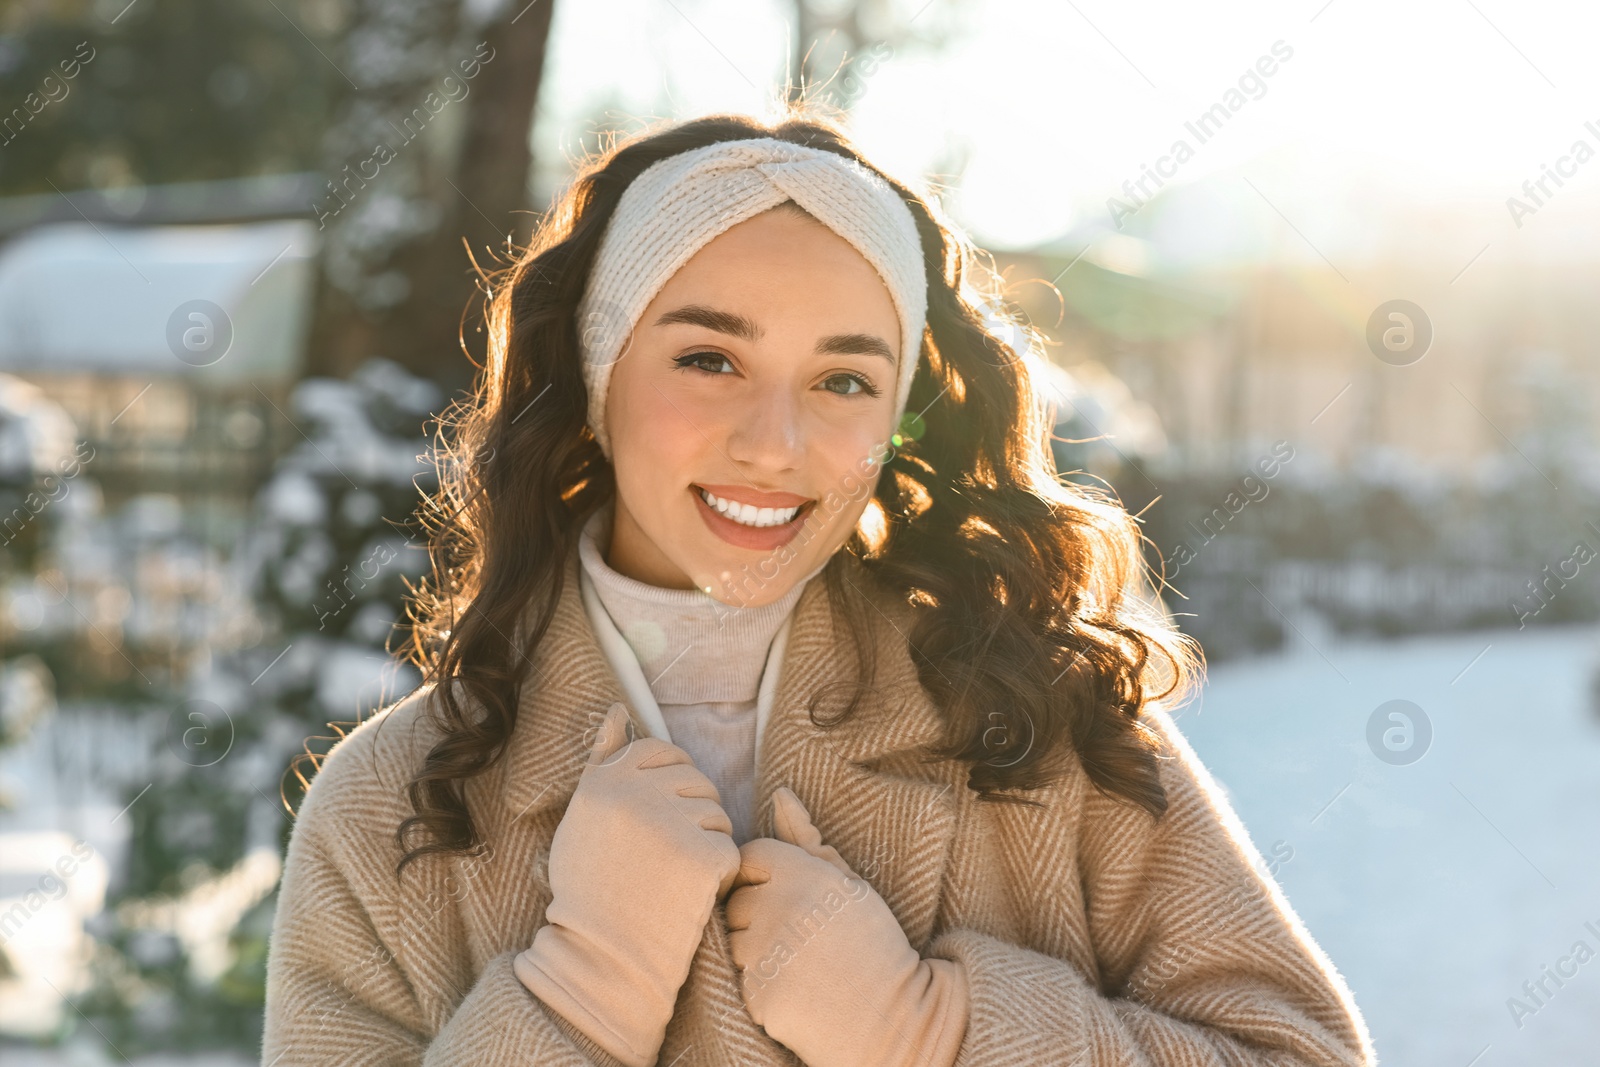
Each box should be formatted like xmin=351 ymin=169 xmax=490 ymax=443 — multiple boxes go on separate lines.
xmin=515 ymin=702 xmax=743 ymax=1067
xmin=725 ymin=787 xmax=970 ymax=1067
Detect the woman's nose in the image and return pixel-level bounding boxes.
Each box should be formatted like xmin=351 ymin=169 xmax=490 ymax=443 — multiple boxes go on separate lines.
xmin=724 ymin=385 xmax=805 ymax=472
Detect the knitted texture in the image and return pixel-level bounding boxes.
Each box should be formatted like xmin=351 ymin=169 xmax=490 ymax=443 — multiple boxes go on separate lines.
xmin=576 ymin=137 xmax=927 ymax=458
xmin=576 ymin=500 xmax=810 ymax=705
xmin=261 ymin=541 xmax=1378 ymax=1066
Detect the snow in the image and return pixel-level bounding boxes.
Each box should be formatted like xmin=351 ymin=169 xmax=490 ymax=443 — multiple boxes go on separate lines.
xmin=0 ymin=220 xmax=318 ymax=384
xmin=276 ymin=368 xmax=438 ymax=486
xmin=1174 ymin=622 xmax=1600 ymax=1065
xmin=0 ymin=831 xmax=111 ymax=1038
xmin=313 ymin=642 xmax=419 ymax=720
xmin=0 ymin=374 xmax=79 ymax=480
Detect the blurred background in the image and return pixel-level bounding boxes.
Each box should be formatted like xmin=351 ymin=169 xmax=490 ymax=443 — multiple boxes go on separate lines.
xmin=0 ymin=0 xmax=1596 ymax=1063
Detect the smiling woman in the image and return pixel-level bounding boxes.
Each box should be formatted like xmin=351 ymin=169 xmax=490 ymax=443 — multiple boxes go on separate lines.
xmin=605 ymin=204 xmax=901 ymax=595
xmin=262 ymin=106 xmax=1376 ymax=1067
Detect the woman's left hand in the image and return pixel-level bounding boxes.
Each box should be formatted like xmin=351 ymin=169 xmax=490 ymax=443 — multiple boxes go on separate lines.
xmin=725 ymin=787 xmax=970 ymax=1067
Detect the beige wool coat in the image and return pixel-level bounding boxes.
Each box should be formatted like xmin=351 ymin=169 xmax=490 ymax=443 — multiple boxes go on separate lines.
xmin=262 ymin=543 xmax=1377 ymax=1066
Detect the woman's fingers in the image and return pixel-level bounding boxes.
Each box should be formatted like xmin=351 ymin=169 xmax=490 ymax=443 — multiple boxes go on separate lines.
xmin=588 ymin=714 xmax=725 ymax=804
xmin=631 ymin=758 xmax=725 ymax=810
xmin=581 ymin=703 xmax=741 ymax=888
xmin=726 ymin=870 xmax=774 ymax=940
xmin=634 ymin=741 xmax=697 ymax=771
xmin=708 ymin=829 xmax=744 ymax=899
xmin=724 ymin=895 xmax=753 ymax=934
xmin=585 ymin=702 xmax=635 ymax=767
xmin=728 ymin=837 xmax=785 ymax=895
xmin=671 ymin=795 xmax=735 ymax=838
xmin=771 ymin=787 xmax=856 ymax=878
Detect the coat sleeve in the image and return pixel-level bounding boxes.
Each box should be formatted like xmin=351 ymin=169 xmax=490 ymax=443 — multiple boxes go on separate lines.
xmin=261 ymin=762 xmax=627 ymax=1066
xmin=923 ymin=707 xmax=1376 ymax=1067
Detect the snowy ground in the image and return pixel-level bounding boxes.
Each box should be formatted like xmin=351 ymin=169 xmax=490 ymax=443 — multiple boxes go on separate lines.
xmin=1173 ymin=620 xmax=1600 ymax=1067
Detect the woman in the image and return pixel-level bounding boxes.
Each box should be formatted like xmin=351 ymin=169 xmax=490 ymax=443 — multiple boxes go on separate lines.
xmin=262 ymin=109 xmax=1375 ymax=1067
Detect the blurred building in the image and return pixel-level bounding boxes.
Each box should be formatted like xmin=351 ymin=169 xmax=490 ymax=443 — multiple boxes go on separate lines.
xmin=1001 ymin=195 xmax=1600 ymax=484
xmin=0 ymin=176 xmax=321 ymax=523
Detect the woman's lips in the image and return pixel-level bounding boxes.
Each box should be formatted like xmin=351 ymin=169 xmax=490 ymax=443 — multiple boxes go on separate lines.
xmin=691 ymin=486 xmax=815 ymax=551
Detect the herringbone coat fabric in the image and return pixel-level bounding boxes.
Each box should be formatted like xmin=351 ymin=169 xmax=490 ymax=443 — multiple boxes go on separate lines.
xmin=261 ymin=542 xmax=1377 ymax=1066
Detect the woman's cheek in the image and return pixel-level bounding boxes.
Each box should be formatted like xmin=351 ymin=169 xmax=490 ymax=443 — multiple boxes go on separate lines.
xmin=612 ymin=372 xmax=701 ymax=467
xmin=836 ymin=424 xmax=888 ymax=495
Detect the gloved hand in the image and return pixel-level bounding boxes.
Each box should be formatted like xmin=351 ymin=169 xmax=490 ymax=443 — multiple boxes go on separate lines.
xmin=515 ymin=702 xmax=743 ymax=1067
xmin=725 ymin=787 xmax=970 ymax=1067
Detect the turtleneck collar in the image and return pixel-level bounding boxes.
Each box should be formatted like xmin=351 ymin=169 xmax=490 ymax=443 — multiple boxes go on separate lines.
xmin=576 ymin=501 xmax=821 ymax=704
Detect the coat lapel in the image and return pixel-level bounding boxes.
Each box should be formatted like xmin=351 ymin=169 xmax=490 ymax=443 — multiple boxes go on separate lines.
xmin=491 ymin=541 xmax=630 ymax=826
xmin=482 ymin=540 xmax=960 ymax=1065
xmin=750 ymin=561 xmax=961 ymax=953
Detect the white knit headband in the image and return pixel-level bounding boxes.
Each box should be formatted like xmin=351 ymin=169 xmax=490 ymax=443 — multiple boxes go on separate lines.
xmin=575 ymin=136 xmax=928 ymax=458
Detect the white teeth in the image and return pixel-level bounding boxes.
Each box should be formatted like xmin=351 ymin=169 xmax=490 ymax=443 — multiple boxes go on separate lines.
xmin=699 ymin=488 xmax=802 ymax=528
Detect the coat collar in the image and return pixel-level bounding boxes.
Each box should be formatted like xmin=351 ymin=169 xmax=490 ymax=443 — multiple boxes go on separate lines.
xmin=493 ymin=534 xmax=961 ymax=946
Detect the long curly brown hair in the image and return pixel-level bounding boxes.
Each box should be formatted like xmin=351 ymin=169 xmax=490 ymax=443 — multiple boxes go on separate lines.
xmin=392 ymin=105 xmax=1203 ymax=874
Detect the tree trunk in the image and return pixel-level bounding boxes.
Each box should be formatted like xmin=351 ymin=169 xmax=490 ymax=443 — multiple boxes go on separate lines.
xmin=304 ymin=0 xmax=557 ymax=397
xmin=373 ymin=0 xmax=558 ymax=397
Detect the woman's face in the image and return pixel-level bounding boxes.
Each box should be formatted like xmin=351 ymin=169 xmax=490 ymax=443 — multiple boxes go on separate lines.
xmin=602 ymin=204 xmax=903 ymax=607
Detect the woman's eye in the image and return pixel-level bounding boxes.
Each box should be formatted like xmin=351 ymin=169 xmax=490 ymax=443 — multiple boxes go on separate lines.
xmin=672 ymin=351 xmax=734 ymax=374
xmin=671 ymin=354 xmax=879 ymax=398
xmin=822 ymin=372 xmax=881 ymax=398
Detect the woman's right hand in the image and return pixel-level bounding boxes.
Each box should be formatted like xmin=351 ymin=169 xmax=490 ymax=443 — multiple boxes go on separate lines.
xmin=514 ymin=702 xmax=742 ymax=1067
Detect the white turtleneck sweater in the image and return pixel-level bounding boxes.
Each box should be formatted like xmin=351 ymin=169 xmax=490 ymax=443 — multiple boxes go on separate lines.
xmin=575 ymin=502 xmax=819 ymax=844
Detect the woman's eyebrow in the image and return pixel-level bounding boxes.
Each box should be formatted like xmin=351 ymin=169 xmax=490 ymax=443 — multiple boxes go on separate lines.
xmin=654 ymin=304 xmax=759 ymax=340
xmin=814 ymin=332 xmax=896 ymax=365
xmin=653 ymin=303 xmax=897 ymax=364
